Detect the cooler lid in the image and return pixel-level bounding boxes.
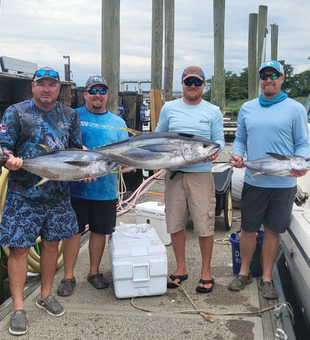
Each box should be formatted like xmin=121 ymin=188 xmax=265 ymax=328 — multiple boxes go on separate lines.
xmin=135 ymin=201 xmax=165 ymax=215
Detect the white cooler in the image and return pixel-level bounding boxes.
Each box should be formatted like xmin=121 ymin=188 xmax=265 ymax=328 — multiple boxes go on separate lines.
xmin=135 ymin=201 xmax=171 ymax=245
xmin=109 ymin=226 xmax=168 ymax=299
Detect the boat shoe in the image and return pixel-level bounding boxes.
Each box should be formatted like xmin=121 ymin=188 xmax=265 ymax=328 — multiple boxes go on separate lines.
xmin=259 ymin=280 xmax=278 ymax=299
xmin=9 ymin=310 xmax=28 ymax=335
xmin=228 ymin=271 xmax=252 ymax=291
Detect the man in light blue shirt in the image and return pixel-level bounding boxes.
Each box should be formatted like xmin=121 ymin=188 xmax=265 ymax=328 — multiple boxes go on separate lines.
xmin=156 ymin=66 xmax=225 ymax=293
xmin=228 ymin=60 xmax=309 ymax=299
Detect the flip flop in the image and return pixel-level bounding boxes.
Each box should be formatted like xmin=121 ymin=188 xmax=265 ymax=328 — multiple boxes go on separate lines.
xmin=167 ymin=274 xmax=188 ymax=289
xmin=196 ymin=278 xmax=215 ymax=294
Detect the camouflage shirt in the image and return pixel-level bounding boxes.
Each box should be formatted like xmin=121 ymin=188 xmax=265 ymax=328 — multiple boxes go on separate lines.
xmin=0 ymin=98 xmax=82 ymax=204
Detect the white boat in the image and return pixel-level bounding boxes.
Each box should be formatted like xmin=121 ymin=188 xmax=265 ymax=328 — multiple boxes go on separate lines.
xmin=280 ymin=122 xmax=310 ymax=329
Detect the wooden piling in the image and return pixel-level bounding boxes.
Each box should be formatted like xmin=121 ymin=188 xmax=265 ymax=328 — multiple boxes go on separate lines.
xmin=248 ymin=13 xmax=258 ymax=100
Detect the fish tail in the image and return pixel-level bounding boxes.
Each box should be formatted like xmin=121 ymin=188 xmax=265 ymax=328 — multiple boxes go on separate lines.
xmin=0 ymin=145 xmax=9 ymax=167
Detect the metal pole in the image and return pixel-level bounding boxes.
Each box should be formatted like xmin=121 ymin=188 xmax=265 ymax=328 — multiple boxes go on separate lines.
xmin=151 ymin=0 xmax=163 ymax=89
xmin=248 ymin=13 xmax=258 ymax=100
xmin=213 ymin=0 xmax=226 ymax=114
xmin=164 ymin=0 xmax=175 ymax=101
xmin=101 ymin=0 xmax=120 ymax=115
xmin=270 ymin=24 xmax=278 ymax=61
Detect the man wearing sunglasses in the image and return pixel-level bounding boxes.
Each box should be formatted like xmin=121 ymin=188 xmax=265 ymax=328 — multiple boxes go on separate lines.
xmin=57 ymin=75 xmax=128 ymax=297
xmin=0 ymin=67 xmax=84 ymax=335
xmin=228 ymin=60 xmax=309 ymax=299
xmin=155 ymin=66 xmax=225 ymax=294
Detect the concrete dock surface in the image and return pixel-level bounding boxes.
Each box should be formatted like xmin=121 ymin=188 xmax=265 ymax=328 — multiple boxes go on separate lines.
xmin=0 ymin=175 xmax=278 ymax=340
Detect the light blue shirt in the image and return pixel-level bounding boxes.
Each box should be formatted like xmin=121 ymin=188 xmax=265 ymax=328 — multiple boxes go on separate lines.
xmin=155 ymin=98 xmax=225 ymax=172
xmin=70 ymin=107 xmax=128 ymax=200
xmin=233 ymin=97 xmax=309 ymax=188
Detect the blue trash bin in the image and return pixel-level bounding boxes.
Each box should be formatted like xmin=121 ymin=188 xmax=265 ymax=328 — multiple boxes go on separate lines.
xmin=229 ymin=229 xmax=264 ymax=277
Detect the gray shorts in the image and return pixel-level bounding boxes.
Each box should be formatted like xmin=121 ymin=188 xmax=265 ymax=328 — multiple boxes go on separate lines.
xmin=241 ymin=183 xmax=297 ymax=233
xmin=0 ymin=196 xmax=79 ymax=248
xmin=164 ymin=171 xmax=216 ymax=237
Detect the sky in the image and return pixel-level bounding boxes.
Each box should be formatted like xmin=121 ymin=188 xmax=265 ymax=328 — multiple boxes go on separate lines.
xmin=1 ymin=0 xmax=310 ymax=92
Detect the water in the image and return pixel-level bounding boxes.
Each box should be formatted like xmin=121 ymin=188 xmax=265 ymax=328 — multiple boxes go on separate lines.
xmin=277 ymin=252 xmax=310 ymax=339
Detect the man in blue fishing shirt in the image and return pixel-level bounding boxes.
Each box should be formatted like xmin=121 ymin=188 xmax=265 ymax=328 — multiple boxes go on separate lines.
xmin=0 ymin=67 xmax=83 ymax=335
xmin=156 ymin=66 xmax=225 ymax=294
xmin=57 ymin=76 xmax=128 ymax=296
xmin=228 ymin=60 xmax=309 ymax=299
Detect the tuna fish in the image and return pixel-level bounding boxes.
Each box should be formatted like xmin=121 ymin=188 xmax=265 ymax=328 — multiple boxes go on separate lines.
xmin=243 ymin=152 xmax=310 ymax=176
xmin=21 ymin=146 xmax=118 ymax=185
xmin=95 ymin=132 xmax=221 ymax=170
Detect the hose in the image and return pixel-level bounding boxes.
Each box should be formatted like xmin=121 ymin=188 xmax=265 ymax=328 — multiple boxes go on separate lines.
xmin=0 ymin=167 xmax=63 ymax=273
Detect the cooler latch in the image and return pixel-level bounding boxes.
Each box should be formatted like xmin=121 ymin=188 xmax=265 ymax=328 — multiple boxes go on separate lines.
xmin=132 ymin=263 xmax=150 ymax=282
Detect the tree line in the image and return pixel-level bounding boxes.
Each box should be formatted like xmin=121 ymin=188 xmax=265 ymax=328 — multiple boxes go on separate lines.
xmin=202 ymin=60 xmax=310 ymax=102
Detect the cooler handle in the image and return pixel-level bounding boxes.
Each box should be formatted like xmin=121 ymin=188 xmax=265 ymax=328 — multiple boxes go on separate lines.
xmin=132 ymin=263 xmax=150 ymax=282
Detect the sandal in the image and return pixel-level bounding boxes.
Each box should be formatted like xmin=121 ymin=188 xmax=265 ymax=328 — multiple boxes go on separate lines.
xmin=167 ymin=274 xmax=188 ymax=289
xmin=57 ymin=278 xmax=76 ymax=297
xmin=196 ymin=278 xmax=215 ymax=294
xmin=87 ymin=273 xmax=109 ymax=289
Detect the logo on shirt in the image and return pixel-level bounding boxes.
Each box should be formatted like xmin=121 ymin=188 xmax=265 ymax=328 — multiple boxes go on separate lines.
xmin=0 ymin=124 xmax=6 ymax=133
xmin=199 ymin=119 xmax=210 ymax=124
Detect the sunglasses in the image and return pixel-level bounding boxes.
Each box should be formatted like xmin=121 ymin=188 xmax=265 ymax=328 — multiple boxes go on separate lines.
xmin=34 ymin=70 xmax=59 ymax=79
xmin=259 ymin=73 xmax=280 ymax=81
xmin=183 ymin=78 xmax=204 ymax=87
xmin=87 ymin=88 xmax=107 ymax=95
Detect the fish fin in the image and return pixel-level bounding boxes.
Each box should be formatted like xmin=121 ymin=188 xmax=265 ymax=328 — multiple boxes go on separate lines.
xmin=35 ymin=178 xmax=50 ymax=187
xmin=116 ymin=127 xmax=142 ymax=136
xmin=139 ymin=145 xmax=178 ymax=152
xmin=64 ymin=161 xmax=90 ymax=166
xmin=266 ymin=152 xmax=290 ymax=161
xmin=39 ymin=144 xmax=53 ymax=152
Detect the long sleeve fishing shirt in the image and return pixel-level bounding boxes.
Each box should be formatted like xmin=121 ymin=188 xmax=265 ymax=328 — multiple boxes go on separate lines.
xmin=233 ymin=97 xmax=309 ymax=188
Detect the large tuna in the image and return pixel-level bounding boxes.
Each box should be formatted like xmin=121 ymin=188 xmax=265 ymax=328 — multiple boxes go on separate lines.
xmin=95 ymin=132 xmax=221 ymax=170
xmin=21 ymin=146 xmax=118 ymax=185
xmin=243 ymin=152 xmax=310 ymax=176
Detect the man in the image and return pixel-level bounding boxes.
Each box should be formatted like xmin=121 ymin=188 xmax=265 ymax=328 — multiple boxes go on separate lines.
xmin=0 ymin=67 xmax=83 ymax=335
xmin=57 ymin=75 xmax=128 ymax=296
xmin=228 ymin=60 xmax=309 ymax=299
xmin=155 ymin=66 xmax=225 ymax=293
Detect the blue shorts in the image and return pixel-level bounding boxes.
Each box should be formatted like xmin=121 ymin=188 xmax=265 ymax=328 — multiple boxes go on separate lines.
xmin=0 ymin=196 xmax=79 ymax=248
xmin=241 ymin=183 xmax=297 ymax=233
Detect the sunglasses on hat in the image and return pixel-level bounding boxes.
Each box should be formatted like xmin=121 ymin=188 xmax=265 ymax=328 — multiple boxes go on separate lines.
xmin=34 ymin=70 xmax=59 ymax=79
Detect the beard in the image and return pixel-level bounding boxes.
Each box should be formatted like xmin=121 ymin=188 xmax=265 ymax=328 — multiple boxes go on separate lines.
xmin=183 ymin=89 xmax=201 ymax=102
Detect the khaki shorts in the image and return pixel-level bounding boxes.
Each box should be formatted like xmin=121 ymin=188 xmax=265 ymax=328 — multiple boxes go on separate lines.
xmin=164 ymin=171 xmax=216 ymax=237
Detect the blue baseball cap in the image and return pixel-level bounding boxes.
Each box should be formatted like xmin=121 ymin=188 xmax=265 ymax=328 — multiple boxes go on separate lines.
xmin=85 ymin=75 xmax=108 ymax=89
xmin=259 ymin=60 xmax=284 ymax=75
xmin=181 ymin=66 xmax=205 ymax=81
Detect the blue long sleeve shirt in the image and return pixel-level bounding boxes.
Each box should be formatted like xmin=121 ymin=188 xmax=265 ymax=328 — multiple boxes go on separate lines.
xmin=155 ymin=98 xmax=225 ymax=172
xmin=233 ymin=97 xmax=309 ymax=188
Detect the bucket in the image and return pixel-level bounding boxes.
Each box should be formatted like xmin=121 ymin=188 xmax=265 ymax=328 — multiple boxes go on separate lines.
xmin=229 ymin=229 xmax=264 ymax=277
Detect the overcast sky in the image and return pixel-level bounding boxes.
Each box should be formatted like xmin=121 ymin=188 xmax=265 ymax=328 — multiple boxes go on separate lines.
xmin=1 ymin=0 xmax=309 ymax=92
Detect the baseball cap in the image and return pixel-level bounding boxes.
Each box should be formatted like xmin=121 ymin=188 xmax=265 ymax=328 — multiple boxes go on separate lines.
xmin=85 ymin=75 xmax=108 ymax=89
xmin=259 ymin=60 xmax=284 ymax=75
xmin=33 ymin=67 xmax=60 ymax=82
xmin=181 ymin=66 xmax=205 ymax=81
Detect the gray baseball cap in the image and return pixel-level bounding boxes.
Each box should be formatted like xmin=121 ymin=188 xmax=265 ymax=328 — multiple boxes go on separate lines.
xmin=85 ymin=75 xmax=108 ymax=89
xmin=33 ymin=67 xmax=60 ymax=82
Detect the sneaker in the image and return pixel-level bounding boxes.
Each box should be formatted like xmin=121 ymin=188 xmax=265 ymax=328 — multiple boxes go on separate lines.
xmin=57 ymin=278 xmax=76 ymax=297
xmin=9 ymin=310 xmax=28 ymax=335
xmin=36 ymin=295 xmax=65 ymax=316
xmin=259 ymin=280 xmax=278 ymax=299
xmin=87 ymin=273 xmax=109 ymax=289
xmin=228 ymin=271 xmax=253 ymax=291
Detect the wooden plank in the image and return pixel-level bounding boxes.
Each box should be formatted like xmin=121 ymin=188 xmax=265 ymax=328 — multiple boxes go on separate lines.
xmin=150 ymin=88 xmax=162 ymax=132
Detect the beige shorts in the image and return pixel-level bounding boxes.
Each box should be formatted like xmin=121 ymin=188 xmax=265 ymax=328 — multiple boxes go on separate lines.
xmin=164 ymin=171 xmax=216 ymax=237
